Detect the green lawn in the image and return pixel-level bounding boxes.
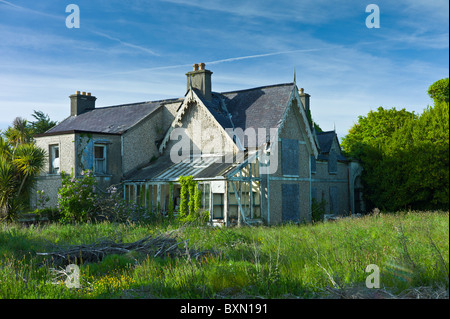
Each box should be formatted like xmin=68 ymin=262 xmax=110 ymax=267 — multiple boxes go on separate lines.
xmin=0 ymin=211 xmax=448 ymax=299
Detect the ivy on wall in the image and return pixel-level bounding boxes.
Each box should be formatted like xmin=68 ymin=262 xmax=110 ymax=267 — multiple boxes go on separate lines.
xmin=178 ymin=175 xmax=201 ymax=219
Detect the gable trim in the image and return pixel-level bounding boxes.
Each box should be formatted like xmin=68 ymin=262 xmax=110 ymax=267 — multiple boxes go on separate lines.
xmin=278 ymin=86 xmax=319 ymax=158
xmin=158 ymin=89 xmax=238 ymax=154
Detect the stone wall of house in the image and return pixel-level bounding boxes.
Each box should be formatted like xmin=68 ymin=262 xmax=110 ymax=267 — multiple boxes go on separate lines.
xmin=35 ymin=133 xmax=76 ymax=175
xmin=267 ymin=97 xmax=313 ymax=225
xmin=32 ymin=132 xmax=125 ymax=208
xmin=311 ymin=134 xmax=350 ymax=215
xmin=122 ymin=110 xmax=163 ymax=175
xmin=161 ymin=101 xmax=182 ymax=128
xmin=32 ymin=133 xmax=76 ymax=208
xmin=165 ymin=100 xmax=239 ymax=158
xmin=74 ymin=133 xmax=122 ymax=192
xmin=312 ymin=161 xmax=350 ymax=215
xmin=31 ymin=175 xmax=62 ymax=209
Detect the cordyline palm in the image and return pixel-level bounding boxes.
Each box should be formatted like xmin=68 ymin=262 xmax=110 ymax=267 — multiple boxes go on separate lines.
xmin=4 ymin=117 xmax=32 ymax=150
xmin=0 ymin=136 xmax=46 ymax=221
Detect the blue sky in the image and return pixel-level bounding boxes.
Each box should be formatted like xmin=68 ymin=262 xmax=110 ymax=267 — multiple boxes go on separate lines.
xmin=0 ymin=0 xmax=448 ymax=139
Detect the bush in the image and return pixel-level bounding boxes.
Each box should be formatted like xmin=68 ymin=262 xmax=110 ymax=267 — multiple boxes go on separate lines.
xmin=31 ymin=207 xmax=61 ymax=222
xmin=57 ymin=170 xmax=98 ymax=223
xmin=95 ymin=185 xmax=161 ymax=224
xmin=178 ymin=209 xmax=210 ymax=226
xmin=311 ymin=198 xmax=327 ymax=223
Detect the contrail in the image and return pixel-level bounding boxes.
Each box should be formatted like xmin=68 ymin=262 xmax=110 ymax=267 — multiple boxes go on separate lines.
xmin=0 ymin=0 xmax=64 ymax=20
xmin=205 ymin=48 xmax=324 ymax=65
xmin=0 ymin=0 xmax=22 ymax=9
xmin=91 ymin=31 xmax=160 ymax=56
xmin=96 ymin=47 xmax=329 ymax=77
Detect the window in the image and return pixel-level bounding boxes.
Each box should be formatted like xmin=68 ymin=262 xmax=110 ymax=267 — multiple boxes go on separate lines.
xmin=329 ymin=186 xmax=338 ymax=214
xmin=49 ymin=145 xmax=60 ymax=174
xmin=282 ymin=138 xmax=299 ymax=176
xmin=328 ymin=150 xmax=337 ymax=174
xmin=311 ymin=155 xmax=316 ymax=174
xmin=282 ymin=184 xmax=300 ymax=222
xmin=212 ymin=193 xmax=223 ymax=219
xmin=94 ymin=144 xmax=106 ymax=174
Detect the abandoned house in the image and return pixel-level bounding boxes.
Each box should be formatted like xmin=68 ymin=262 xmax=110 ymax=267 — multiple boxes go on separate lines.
xmin=32 ymin=63 xmax=364 ymax=225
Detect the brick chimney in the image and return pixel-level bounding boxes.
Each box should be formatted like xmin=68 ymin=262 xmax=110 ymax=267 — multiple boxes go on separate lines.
xmin=186 ymin=63 xmax=213 ymax=101
xmin=70 ymin=91 xmax=96 ymax=116
xmin=298 ymin=88 xmax=310 ymax=114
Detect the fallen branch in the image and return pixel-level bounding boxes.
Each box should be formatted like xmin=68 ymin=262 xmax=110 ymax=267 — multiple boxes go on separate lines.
xmin=37 ymin=231 xmax=218 ymax=266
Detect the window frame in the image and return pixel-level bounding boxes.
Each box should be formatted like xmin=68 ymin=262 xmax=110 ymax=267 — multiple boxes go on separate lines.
xmin=93 ymin=143 xmax=107 ymax=175
xmin=49 ymin=144 xmax=60 ymax=174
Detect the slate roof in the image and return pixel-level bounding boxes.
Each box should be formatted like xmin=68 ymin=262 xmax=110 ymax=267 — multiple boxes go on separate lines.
xmin=124 ymin=154 xmax=234 ymax=182
xmin=125 ymin=83 xmax=297 ymax=181
xmin=316 ymin=131 xmax=335 ymax=153
xmin=41 ymin=83 xmax=294 ymax=140
xmin=199 ymin=83 xmax=295 ymax=147
xmin=316 ymin=130 xmax=347 ymax=162
xmin=43 ymin=98 xmax=182 ymax=136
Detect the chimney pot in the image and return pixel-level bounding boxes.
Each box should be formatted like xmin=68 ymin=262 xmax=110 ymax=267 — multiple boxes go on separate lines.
xmin=70 ymin=92 xmax=96 ymax=116
xmin=298 ymin=88 xmax=310 ymax=113
xmin=186 ymin=64 xmax=213 ymax=101
xmin=193 ymin=63 xmax=199 ymax=71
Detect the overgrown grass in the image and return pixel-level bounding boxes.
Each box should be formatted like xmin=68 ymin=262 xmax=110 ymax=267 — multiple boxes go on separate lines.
xmin=0 ymin=211 xmax=448 ymax=299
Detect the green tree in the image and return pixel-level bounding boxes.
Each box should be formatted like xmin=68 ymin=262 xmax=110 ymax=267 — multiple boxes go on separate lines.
xmin=29 ymin=110 xmax=57 ymax=135
xmin=342 ymin=79 xmax=449 ymax=211
xmin=428 ymin=78 xmax=449 ymax=104
xmin=3 ymin=117 xmax=33 ymax=150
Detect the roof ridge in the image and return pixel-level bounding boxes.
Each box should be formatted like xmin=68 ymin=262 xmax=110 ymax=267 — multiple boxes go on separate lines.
xmin=216 ymin=82 xmax=294 ymax=96
xmin=93 ymin=97 xmax=183 ymax=110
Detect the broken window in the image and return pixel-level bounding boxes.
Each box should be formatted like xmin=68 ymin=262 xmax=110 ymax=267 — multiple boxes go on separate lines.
xmin=49 ymin=144 xmax=60 ymax=174
xmin=94 ymin=144 xmax=106 ymax=174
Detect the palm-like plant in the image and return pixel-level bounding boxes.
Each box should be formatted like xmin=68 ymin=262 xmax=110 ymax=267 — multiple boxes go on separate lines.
xmin=0 ymin=135 xmax=46 ymax=221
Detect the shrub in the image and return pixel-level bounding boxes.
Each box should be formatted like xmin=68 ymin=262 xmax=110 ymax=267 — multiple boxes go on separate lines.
xmin=57 ymin=170 xmax=98 ymax=223
xmin=31 ymin=207 xmax=61 ymax=222
xmin=311 ymin=198 xmax=327 ymax=223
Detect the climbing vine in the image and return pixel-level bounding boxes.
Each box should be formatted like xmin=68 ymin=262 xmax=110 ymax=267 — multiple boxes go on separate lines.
xmin=178 ymin=175 xmax=202 ymax=221
xmin=178 ymin=176 xmax=191 ymax=218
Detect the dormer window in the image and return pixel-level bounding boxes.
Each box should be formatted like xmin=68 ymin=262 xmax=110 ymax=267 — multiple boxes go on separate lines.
xmin=49 ymin=144 xmax=60 ymax=174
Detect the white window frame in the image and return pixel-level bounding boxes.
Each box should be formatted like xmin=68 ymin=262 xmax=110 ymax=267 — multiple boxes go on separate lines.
xmin=49 ymin=144 xmax=60 ymax=174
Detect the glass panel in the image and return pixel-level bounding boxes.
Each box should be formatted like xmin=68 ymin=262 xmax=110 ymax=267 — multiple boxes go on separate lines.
xmin=94 ymin=145 xmax=104 ymax=159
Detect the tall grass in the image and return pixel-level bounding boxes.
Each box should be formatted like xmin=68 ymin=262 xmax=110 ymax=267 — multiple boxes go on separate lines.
xmin=0 ymin=211 xmax=448 ymax=299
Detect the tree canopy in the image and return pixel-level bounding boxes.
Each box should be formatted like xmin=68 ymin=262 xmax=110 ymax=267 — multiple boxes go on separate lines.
xmin=342 ymin=78 xmax=449 ymax=211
